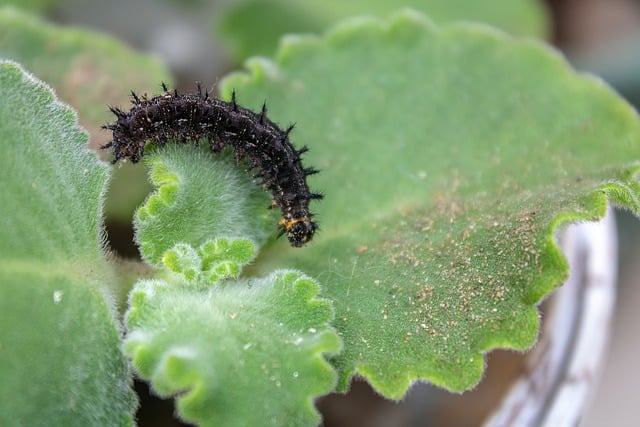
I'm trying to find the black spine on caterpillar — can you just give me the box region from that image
[101,83,323,247]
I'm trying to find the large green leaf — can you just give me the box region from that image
[219,0,548,61]
[0,61,136,426]
[216,11,640,395]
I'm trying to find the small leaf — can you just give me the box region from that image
[198,238,257,282]
[219,11,640,395]
[134,144,276,265]
[124,270,342,427]
[0,61,136,425]
[162,243,202,282]
[161,238,257,284]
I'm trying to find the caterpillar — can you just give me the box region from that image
[101,83,322,247]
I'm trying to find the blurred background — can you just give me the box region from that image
[2,0,639,425]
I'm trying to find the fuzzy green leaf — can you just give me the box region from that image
[134,145,276,265]
[124,268,341,427]
[0,61,136,425]
[162,238,257,284]
[216,11,640,395]
[219,0,548,61]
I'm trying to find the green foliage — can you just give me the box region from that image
[2,3,640,427]
[134,145,275,265]
[220,11,640,395]
[162,239,257,284]
[0,6,169,137]
[128,145,341,424]
[0,6,171,221]
[218,0,548,61]
[125,266,341,427]
[0,61,136,426]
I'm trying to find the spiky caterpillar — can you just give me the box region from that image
[102,83,322,247]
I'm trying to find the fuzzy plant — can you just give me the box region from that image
[1,4,639,427]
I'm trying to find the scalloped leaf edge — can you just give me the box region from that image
[124,269,342,426]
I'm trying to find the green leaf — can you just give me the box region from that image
[0,61,136,425]
[124,268,341,427]
[0,6,171,221]
[219,0,548,61]
[216,11,640,395]
[134,145,276,265]
[0,271,136,426]
[0,63,107,261]
[163,238,257,284]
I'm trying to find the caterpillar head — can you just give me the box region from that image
[280,218,317,247]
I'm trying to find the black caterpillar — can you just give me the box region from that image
[101,83,322,247]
